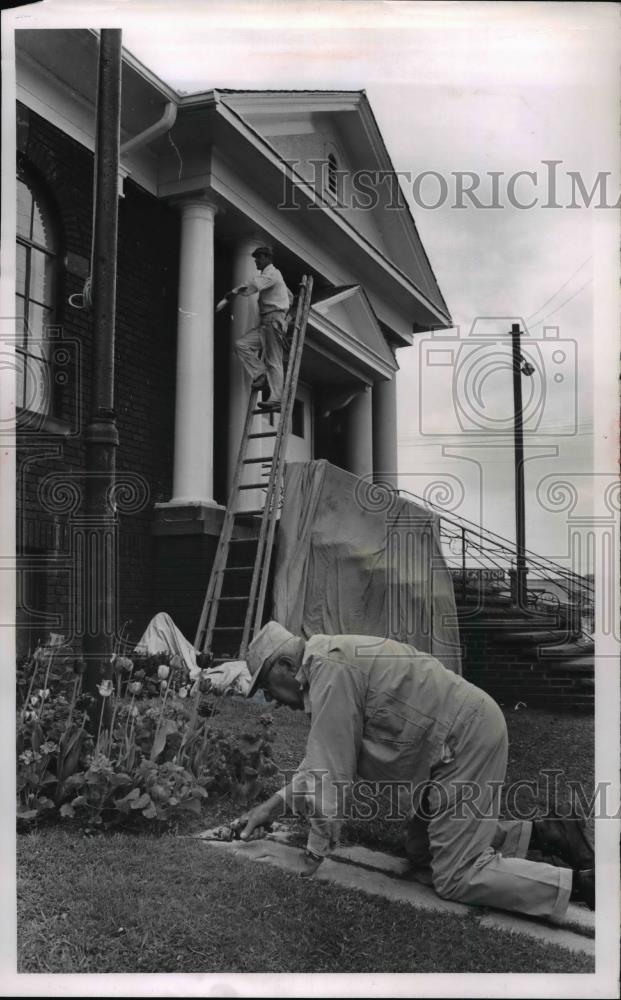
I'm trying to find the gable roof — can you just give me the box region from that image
[213,90,451,326]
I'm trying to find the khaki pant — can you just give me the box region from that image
[406,692,572,923]
[235,311,287,403]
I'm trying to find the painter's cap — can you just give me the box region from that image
[246,621,297,697]
[251,245,273,259]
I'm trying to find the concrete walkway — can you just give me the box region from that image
[195,828,594,957]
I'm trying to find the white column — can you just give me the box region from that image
[171,197,218,504]
[372,376,399,489]
[227,237,262,497]
[345,387,374,479]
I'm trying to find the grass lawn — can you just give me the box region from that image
[16,699,594,974]
[18,828,593,974]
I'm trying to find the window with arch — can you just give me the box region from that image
[16,169,59,414]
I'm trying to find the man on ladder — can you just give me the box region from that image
[217,245,293,413]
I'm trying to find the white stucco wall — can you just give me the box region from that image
[257,115,391,255]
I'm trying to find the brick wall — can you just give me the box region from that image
[16,103,179,652]
[460,632,594,712]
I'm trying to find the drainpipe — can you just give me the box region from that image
[120,101,177,157]
[82,29,123,697]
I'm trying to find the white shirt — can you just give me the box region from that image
[239,263,291,314]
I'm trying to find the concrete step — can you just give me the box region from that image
[538,640,594,659]
[543,653,594,672]
[500,629,578,646]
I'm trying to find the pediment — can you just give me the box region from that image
[308,285,398,382]
[218,90,450,325]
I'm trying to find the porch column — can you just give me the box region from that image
[227,236,262,495]
[345,387,374,479]
[171,196,218,504]
[372,375,399,489]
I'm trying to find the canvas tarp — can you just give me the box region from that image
[272,460,461,674]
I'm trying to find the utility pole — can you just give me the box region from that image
[510,322,533,609]
[82,30,123,695]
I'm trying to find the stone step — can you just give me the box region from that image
[538,640,594,659]
[500,630,578,646]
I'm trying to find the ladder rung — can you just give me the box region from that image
[195,275,313,656]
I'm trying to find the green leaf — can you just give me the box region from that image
[17,809,38,821]
[109,772,132,788]
[150,720,178,762]
[130,793,152,810]
[60,803,75,819]
[57,727,84,784]
[114,787,141,807]
[64,773,86,789]
[141,803,157,820]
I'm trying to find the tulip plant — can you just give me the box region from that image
[16,635,276,832]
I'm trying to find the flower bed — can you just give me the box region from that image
[16,636,276,832]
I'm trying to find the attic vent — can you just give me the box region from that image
[327,153,338,196]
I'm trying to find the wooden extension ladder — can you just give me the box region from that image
[194,274,314,660]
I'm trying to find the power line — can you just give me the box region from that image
[524,256,592,325]
[527,276,593,330]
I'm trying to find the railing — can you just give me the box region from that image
[393,488,594,638]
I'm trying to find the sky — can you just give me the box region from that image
[5,0,620,573]
[1,7,620,993]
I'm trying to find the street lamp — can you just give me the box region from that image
[510,323,534,608]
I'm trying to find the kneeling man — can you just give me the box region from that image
[236,622,594,920]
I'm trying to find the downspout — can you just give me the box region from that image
[82,29,123,698]
[120,101,177,157]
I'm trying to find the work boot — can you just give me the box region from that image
[530,816,594,871]
[257,399,281,412]
[570,868,595,910]
[251,374,268,389]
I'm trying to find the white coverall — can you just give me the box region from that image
[277,634,572,923]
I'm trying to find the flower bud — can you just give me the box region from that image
[97,679,114,698]
[178,685,188,699]
[128,680,143,696]
[157,664,170,681]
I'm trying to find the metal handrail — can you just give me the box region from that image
[395,487,593,593]
[393,487,594,638]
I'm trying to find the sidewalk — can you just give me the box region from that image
[195,826,594,958]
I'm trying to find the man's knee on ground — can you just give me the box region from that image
[431,849,493,901]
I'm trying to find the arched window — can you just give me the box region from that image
[16,171,59,414]
[327,152,339,197]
